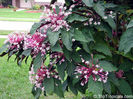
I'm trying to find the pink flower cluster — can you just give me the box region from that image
[40,5,71,31]
[24,32,50,57]
[50,52,65,64]
[75,59,108,86]
[7,32,25,50]
[29,65,60,90]
[115,70,124,78]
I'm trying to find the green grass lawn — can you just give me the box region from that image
[0,30,13,35]
[0,39,83,99]
[0,30,29,35]
[0,8,41,22]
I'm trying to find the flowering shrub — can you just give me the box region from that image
[75,56,109,86]
[0,0,133,98]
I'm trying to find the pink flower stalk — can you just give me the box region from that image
[75,59,108,86]
[29,65,60,90]
[112,30,117,36]
[41,5,71,31]
[50,52,65,64]
[8,32,25,44]
[24,32,50,56]
[7,32,25,49]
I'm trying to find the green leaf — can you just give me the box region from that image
[65,0,73,6]
[109,73,119,86]
[22,49,31,57]
[93,42,112,56]
[47,29,60,47]
[82,28,94,42]
[119,59,133,72]
[50,0,57,4]
[57,62,67,80]
[127,20,133,29]
[33,52,42,72]
[93,2,105,18]
[88,77,103,95]
[67,62,76,76]
[94,54,105,60]
[30,22,41,35]
[126,71,133,85]
[63,47,71,61]
[55,5,60,14]
[67,14,88,23]
[62,80,68,92]
[99,61,117,72]
[118,79,132,95]
[95,22,113,38]
[73,29,88,42]
[105,16,116,30]
[119,28,133,54]
[103,81,111,94]
[61,30,73,51]
[32,85,42,99]
[81,42,90,53]
[71,51,82,63]
[43,78,54,94]
[0,42,10,54]
[82,0,93,7]
[104,3,117,8]
[79,50,91,61]
[51,42,63,53]
[54,79,64,97]
[68,77,78,95]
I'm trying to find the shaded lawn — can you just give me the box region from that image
[0,30,29,35]
[0,39,82,99]
[0,8,41,19]
[0,8,41,22]
[0,30,13,35]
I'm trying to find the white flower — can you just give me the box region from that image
[94,22,97,25]
[84,71,87,74]
[103,16,107,19]
[92,70,98,74]
[35,75,39,80]
[98,22,101,25]
[85,61,90,65]
[99,68,103,72]
[98,78,102,82]
[81,82,84,86]
[84,75,88,79]
[89,18,93,22]
[103,79,107,83]
[95,65,99,68]
[110,11,113,14]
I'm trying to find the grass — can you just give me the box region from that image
[0,8,41,22]
[0,30,13,35]
[0,30,29,35]
[0,39,83,99]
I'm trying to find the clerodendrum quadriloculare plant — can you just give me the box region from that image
[0,0,133,98]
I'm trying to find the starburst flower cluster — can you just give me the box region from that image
[40,5,71,31]
[7,32,25,50]
[24,32,50,57]
[29,65,60,90]
[50,52,65,65]
[75,58,109,86]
